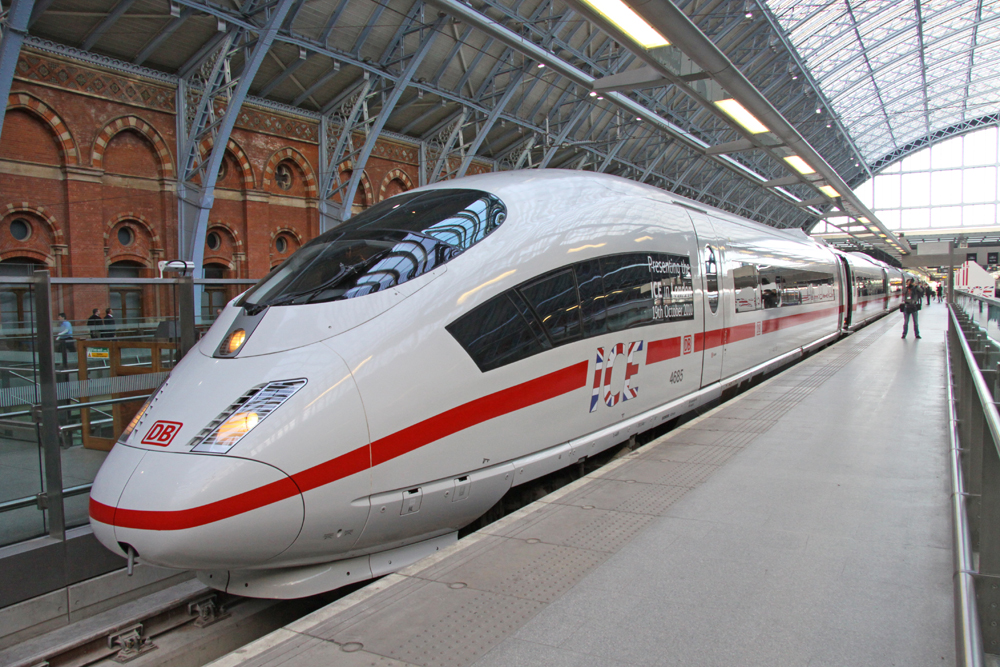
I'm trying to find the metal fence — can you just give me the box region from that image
[0,271,256,609]
[946,290,1000,666]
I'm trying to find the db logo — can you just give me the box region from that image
[681,335,693,355]
[141,420,183,447]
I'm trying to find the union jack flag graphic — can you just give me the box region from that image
[623,340,643,400]
[589,348,605,413]
[603,343,624,407]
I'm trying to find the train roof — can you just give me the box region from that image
[411,170,831,250]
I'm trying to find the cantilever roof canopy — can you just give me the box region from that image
[15,0,988,261]
[764,0,1000,174]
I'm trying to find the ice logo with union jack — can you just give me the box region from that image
[589,340,643,413]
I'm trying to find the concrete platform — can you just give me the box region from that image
[209,304,954,667]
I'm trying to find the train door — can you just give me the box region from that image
[837,255,853,329]
[881,269,889,311]
[691,214,728,387]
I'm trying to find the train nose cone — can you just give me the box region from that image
[90,446,304,571]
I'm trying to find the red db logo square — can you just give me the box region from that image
[681,335,693,355]
[141,421,183,447]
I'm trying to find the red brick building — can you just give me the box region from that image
[0,48,490,324]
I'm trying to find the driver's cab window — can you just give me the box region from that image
[704,245,719,314]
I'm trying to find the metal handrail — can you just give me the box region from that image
[0,392,154,419]
[949,307,1000,462]
[946,313,984,667]
[955,289,1000,309]
[57,394,153,412]
[0,483,92,515]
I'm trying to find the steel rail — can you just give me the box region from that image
[0,483,91,514]
[948,309,1000,449]
[946,306,985,667]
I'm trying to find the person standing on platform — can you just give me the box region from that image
[86,308,102,337]
[55,313,75,367]
[937,283,943,303]
[925,283,932,306]
[902,279,922,339]
[101,307,116,339]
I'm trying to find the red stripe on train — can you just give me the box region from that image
[93,362,590,531]
[93,301,854,531]
[647,304,841,364]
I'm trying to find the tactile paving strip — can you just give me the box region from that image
[315,583,545,667]
[227,313,903,667]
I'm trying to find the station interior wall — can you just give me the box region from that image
[0,47,492,322]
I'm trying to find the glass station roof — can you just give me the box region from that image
[764,0,1000,166]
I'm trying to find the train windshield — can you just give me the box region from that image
[239,189,506,311]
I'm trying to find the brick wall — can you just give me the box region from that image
[0,49,498,322]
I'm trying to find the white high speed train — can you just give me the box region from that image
[89,171,906,598]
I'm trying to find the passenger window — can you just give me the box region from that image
[507,291,552,350]
[759,266,834,307]
[447,251,694,372]
[759,266,780,309]
[575,259,607,337]
[704,246,719,314]
[602,255,654,331]
[445,294,546,372]
[733,264,760,313]
[518,269,582,344]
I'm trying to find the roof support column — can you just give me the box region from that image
[339,16,444,221]
[318,75,374,230]
[456,67,526,178]
[0,0,34,144]
[176,0,293,289]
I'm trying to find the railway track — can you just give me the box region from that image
[0,579,352,667]
[1,319,866,667]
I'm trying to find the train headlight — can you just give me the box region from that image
[222,328,247,355]
[217,412,259,444]
[189,379,306,454]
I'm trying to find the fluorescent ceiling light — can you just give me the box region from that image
[713,99,769,134]
[783,155,816,175]
[578,0,669,48]
[859,216,870,223]
[818,185,840,198]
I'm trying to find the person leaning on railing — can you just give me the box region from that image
[55,313,76,368]
[101,307,116,339]
[86,308,102,338]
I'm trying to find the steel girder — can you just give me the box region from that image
[338,13,445,221]
[19,0,905,233]
[763,0,1000,171]
[176,0,294,278]
[0,0,35,144]
[135,7,196,66]
[423,0,577,184]
[315,8,446,225]
[161,0,811,227]
[81,0,139,52]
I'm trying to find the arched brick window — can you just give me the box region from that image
[0,258,44,331]
[108,260,146,325]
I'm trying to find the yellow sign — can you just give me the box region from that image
[87,347,109,359]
